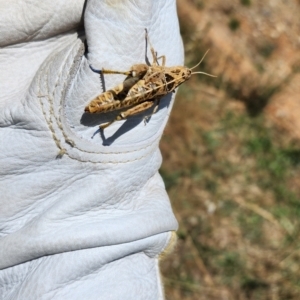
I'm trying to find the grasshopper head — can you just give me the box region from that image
[169,67,192,86]
[181,67,192,81]
[162,67,192,92]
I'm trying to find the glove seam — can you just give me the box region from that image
[37,39,162,161]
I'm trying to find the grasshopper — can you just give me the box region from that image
[85,30,215,129]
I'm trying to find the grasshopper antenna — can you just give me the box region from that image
[190,49,210,70]
[191,71,217,78]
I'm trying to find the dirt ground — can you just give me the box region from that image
[159,1,300,299]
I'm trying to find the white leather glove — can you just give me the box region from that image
[0,1,183,299]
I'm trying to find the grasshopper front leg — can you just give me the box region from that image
[145,29,166,67]
[143,98,161,124]
[100,100,156,129]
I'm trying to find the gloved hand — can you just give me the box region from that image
[0,0,183,299]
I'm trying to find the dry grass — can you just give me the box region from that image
[159,1,300,299]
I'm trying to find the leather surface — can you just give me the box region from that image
[0,0,183,299]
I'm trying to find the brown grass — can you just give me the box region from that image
[159,1,300,299]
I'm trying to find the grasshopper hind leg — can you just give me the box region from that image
[99,101,156,130]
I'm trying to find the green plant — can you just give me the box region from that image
[228,18,240,31]
[240,0,251,6]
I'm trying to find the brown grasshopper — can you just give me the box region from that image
[85,30,215,129]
